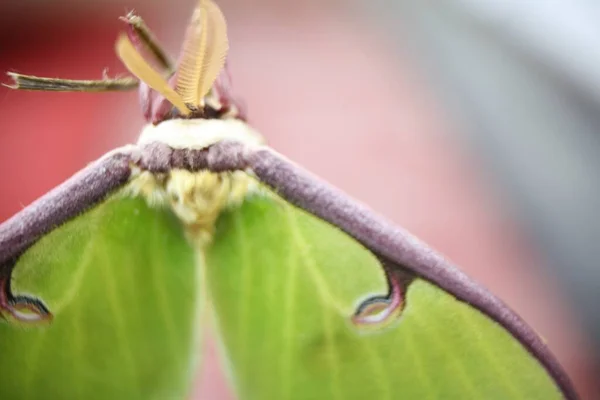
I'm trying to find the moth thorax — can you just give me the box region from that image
[129,119,264,246]
[127,169,256,247]
[136,118,264,150]
[166,170,252,245]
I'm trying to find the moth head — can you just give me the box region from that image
[117,0,243,124]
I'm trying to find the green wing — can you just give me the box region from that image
[0,196,201,400]
[206,194,562,400]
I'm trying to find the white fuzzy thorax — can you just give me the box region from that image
[129,118,266,247]
[137,118,264,149]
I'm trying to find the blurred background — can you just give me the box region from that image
[1,0,598,398]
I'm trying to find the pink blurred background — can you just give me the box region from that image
[0,0,597,398]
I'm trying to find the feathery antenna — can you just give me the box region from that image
[116,34,191,116]
[120,11,175,74]
[176,0,229,109]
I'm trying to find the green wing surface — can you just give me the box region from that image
[0,196,201,400]
[206,195,562,400]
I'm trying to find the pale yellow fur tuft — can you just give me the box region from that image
[124,168,260,247]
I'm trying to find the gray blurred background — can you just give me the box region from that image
[375,0,600,355]
[373,0,600,382]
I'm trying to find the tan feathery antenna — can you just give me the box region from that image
[116,34,191,116]
[176,0,229,109]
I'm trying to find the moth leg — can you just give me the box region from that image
[121,11,175,74]
[0,274,51,323]
[4,72,139,92]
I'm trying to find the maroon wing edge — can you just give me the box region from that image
[0,138,580,399]
[192,140,579,400]
[0,148,138,322]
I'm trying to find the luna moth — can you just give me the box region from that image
[0,0,579,399]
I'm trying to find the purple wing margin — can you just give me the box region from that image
[0,147,137,321]
[228,143,577,400]
[10,139,576,398]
